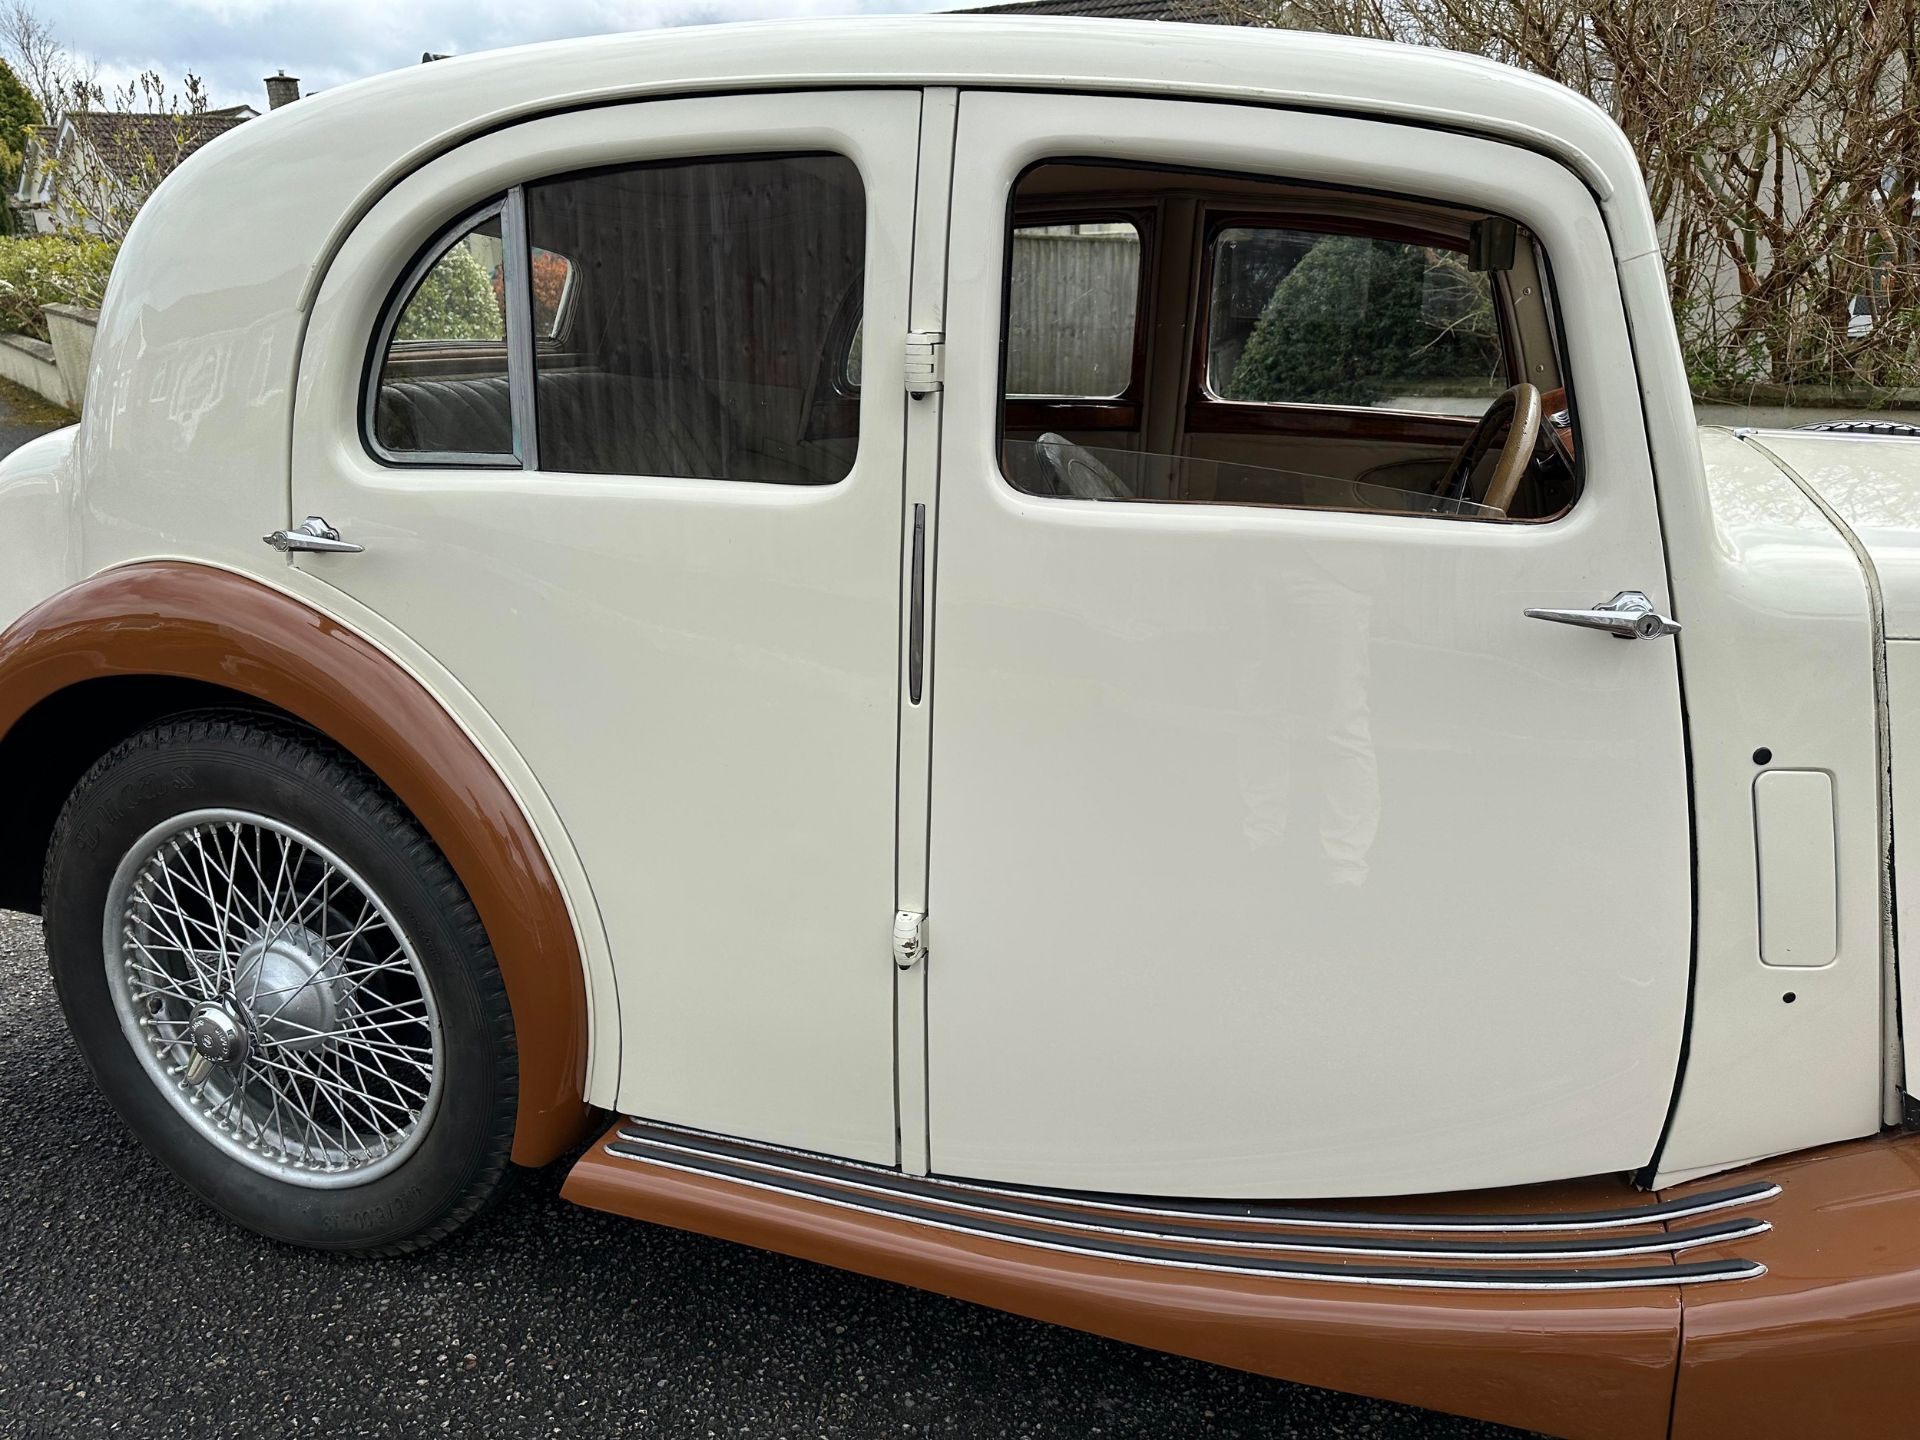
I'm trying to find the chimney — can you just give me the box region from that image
[264,71,300,110]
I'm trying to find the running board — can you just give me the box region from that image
[578,1117,1772,1292]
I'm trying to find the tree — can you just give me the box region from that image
[394,243,505,342]
[47,70,213,242]
[0,1,86,124]
[1216,0,1920,399]
[0,58,41,234]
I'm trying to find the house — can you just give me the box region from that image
[14,104,258,236]
[11,71,304,238]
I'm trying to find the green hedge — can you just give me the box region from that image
[0,235,116,341]
[1227,235,1499,407]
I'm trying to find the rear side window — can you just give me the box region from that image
[365,153,865,484]
[525,153,866,483]
[369,208,515,463]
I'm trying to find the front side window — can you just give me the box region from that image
[996,160,1576,522]
[1206,227,1505,412]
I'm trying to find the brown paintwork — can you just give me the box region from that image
[565,1126,1681,1440]
[566,1120,1920,1436]
[0,561,592,1166]
[1669,1130,1920,1440]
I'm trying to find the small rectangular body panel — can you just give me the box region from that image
[1753,770,1838,968]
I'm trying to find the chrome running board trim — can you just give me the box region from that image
[612,1127,1769,1260]
[617,1117,1780,1233]
[605,1122,1772,1292]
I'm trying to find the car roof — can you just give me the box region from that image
[210,17,1653,271]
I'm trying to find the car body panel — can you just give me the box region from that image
[923,90,1692,1197]
[64,18,1679,1109]
[1647,429,1884,1185]
[293,90,924,1164]
[0,563,594,1163]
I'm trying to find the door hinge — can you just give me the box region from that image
[905,331,944,398]
[892,910,928,969]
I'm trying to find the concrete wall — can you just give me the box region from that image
[43,304,99,413]
[0,333,68,412]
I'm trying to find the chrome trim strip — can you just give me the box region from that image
[362,196,519,472]
[612,1130,1770,1260]
[604,1142,1767,1292]
[501,185,539,472]
[618,1117,1781,1233]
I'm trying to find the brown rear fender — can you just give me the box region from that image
[0,561,592,1166]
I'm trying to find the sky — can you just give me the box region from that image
[39,0,1000,114]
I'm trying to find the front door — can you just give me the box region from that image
[292,92,924,1164]
[921,92,1692,1197]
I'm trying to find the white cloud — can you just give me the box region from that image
[38,0,997,112]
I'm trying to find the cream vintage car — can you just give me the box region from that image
[4,16,1920,1439]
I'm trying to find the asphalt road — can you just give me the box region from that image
[0,384,1526,1438]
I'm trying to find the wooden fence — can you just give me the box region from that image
[1005,231,1141,397]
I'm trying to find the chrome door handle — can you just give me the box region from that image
[1525,590,1679,640]
[263,516,363,554]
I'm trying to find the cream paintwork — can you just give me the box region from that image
[1753,432,1920,640]
[2,16,1910,1194]
[292,92,921,1165]
[45,18,1678,1154]
[1887,643,1920,1100]
[924,92,1690,1197]
[1752,771,1840,968]
[1648,430,1883,1186]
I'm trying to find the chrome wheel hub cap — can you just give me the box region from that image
[183,1001,249,1085]
[104,810,443,1188]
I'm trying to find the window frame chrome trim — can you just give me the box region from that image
[501,185,541,473]
[361,193,526,471]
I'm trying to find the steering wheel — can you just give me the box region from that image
[1437,383,1542,515]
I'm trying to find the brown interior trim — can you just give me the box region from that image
[0,562,593,1166]
[566,1124,1680,1439]
[1183,401,1475,445]
[1003,400,1141,433]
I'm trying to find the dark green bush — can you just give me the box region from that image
[1226,236,1499,407]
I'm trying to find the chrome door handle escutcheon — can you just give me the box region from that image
[1525,590,1679,640]
[263,516,364,554]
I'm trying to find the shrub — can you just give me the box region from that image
[1228,236,1499,407]
[394,242,504,342]
[0,234,115,340]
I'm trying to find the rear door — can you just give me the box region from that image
[292,92,924,1163]
[920,92,1692,1197]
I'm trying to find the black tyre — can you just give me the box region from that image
[43,712,518,1254]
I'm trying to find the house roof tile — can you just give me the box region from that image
[63,110,250,187]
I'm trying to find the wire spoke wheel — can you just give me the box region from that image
[103,809,444,1188]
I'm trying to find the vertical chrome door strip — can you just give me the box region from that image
[908,503,928,704]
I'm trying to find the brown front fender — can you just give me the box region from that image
[0,561,592,1165]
